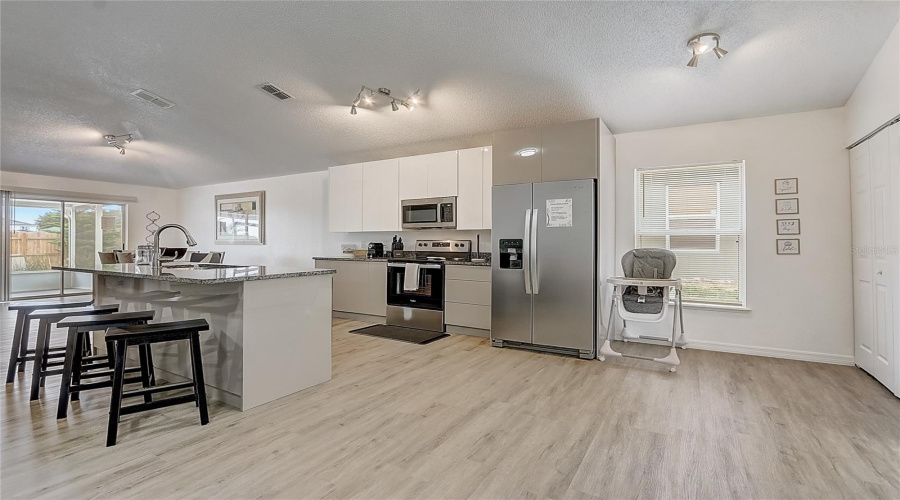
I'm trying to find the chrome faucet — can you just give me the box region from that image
[152,223,198,270]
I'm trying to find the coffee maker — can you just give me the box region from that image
[367,242,384,259]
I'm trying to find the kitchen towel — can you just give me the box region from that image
[403,263,420,291]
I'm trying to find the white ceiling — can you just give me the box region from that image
[1,1,897,188]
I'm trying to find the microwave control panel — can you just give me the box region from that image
[440,202,454,222]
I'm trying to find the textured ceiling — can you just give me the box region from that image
[1,1,897,188]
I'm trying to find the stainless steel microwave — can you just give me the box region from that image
[401,196,457,229]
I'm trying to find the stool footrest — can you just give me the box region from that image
[79,366,141,379]
[120,394,196,415]
[72,377,143,392]
[123,381,194,399]
[25,346,67,354]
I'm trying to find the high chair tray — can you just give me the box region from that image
[607,277,682,289]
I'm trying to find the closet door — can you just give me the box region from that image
[851,141,876,377]
[852,127,898,393]
[870,128,896,391]
[891,123,900,395]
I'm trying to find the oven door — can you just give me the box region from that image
[386,263,444,310]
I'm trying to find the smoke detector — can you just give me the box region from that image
[130,89,175,108]
[258,83,293,101]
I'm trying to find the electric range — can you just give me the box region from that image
[386,240,471,331]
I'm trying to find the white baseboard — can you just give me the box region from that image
[686,340,855,366]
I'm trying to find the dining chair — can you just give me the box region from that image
[98,252,118,264]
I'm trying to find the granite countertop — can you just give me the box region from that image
[53,263,335,284]
[313,256,491,267]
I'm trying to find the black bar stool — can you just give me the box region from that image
[28,304,120,400]
[56,311,157,419]
[105,319,210,447]
[6,297,94,384]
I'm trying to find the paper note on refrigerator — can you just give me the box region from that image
[546,199,573,227]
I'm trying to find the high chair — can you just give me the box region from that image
[599,248,686,372]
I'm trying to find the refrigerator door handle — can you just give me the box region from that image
[531,208,539,294]
[523,209,532,294]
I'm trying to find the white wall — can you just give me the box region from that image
[614,108,854,363]
[845,22,900,146]
[176,171,333,268]
[0,170,181,247]
[175,168,492,269]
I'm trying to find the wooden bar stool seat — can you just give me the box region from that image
[6,297,94,384]
[28,304,120,401]
[56,311,157,419]
[105,319,210,446]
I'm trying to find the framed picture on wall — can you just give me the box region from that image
[776,239,800,255]
[775,198,799,215]
[775,178,799,195]
[215,191,266,244]
[776,219,801,235]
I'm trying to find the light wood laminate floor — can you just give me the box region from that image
[2,308,899,499]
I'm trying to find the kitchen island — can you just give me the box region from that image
[53,263,336,411]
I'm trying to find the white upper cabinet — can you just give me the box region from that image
[426,151,458,197]
[457,147,493,230]
[330,147,488,232]
[328,163,363,232]
[362,159,400,231]
[457,147,484,230]
[399,155,429,200]
[482,146,492,229]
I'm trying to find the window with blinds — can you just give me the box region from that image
[635,162,745,306]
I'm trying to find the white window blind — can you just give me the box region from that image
[635,162,745,306]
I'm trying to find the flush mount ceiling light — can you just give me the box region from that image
[350,85,420,115]
[686,32,728,67]
[104,134,132,155]
[517,148,538,157]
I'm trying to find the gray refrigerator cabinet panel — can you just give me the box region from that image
[491,118,599,186]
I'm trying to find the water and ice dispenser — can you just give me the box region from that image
[499,239,523,269]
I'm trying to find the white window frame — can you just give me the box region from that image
[634,161,747,309]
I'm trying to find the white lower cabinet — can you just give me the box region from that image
[445,266,491,331]
[315,260,387,317]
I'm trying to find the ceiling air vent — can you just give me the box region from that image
[130,89,175,108]
[258,83,293,101]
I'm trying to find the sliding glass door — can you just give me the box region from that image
[5,194,126,300]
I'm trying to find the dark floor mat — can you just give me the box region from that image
[349,324,449,345]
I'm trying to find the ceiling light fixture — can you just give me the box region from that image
[686,32,727,67]
[349,85,420,115]
[517,148,538,157]
[104,134,133,155]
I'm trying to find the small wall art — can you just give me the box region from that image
[776,219,801,235]
[775,178,798,195]
[776,238,800,255]
[775,198,799,215]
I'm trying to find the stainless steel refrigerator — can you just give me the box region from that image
[491,179,596,359]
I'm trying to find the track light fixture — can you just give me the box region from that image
[686,32,727,67]
[349,85,420,115]
[104,134,133,155]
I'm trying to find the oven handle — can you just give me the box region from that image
[387,263,442,269]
